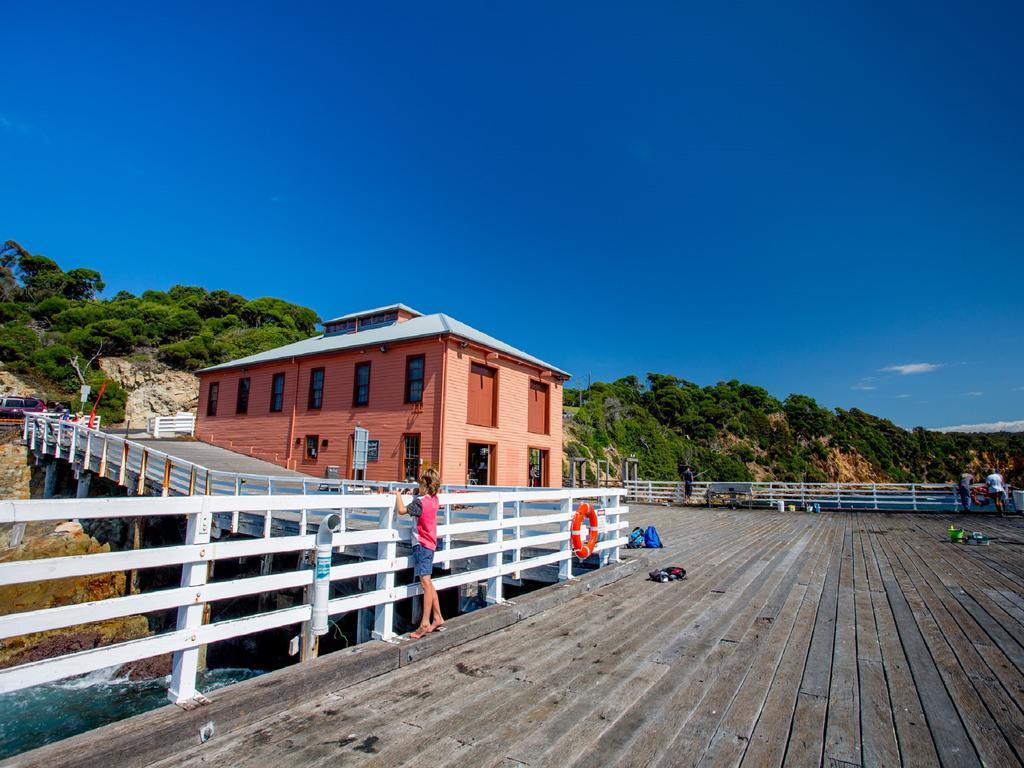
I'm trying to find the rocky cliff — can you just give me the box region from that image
[99,356,199,427]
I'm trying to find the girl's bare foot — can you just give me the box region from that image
[429,618,445,632]
[410,624,433,639]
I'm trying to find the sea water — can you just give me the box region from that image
[0,666,262,759]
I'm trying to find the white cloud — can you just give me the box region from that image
[851,382,877,391]
[935,420,1024,433]
[964,391,984,397]
[895,394,911,399]
[881,363,942,375]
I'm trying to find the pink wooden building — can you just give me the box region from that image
[194,304,567,487]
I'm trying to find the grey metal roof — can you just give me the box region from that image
[198,313,570,376]
[323,303,423,325]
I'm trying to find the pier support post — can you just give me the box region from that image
[76,470,92,499]
[485,500,503,604]
[558,497,573,581]
[373,504,397,642]
[43,460,58,499]
[168,501,213,705]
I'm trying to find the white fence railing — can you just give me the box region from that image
[624,479,985,512]
[0,488,627,704]
[147,412,196,439]
[24,415,543,501]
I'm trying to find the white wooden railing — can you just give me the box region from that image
[147,412,196,438]
[24,415,540,501]
[0,488,627,704]
[624,479,970,512]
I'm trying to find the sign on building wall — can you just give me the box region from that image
[353,427,369,470]
[367,439,380,462]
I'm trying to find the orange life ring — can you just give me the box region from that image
[571,503,600,559]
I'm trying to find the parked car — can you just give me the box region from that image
[0,396,48,418]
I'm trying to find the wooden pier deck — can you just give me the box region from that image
[16,505,1024,768]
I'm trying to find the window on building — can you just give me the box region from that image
[308,368,325,409]
[270,372,285,412]
[467,363,497,427]
[528,448,549,487]
[236,377,250,414]
[324,319,357,336]
[403,434,421,481]
[357,311,398,331]
[353,362,371,406]
[206,382,219,416]
[305,434,319,460]
[405,355,425,403]
[528,380,550,435]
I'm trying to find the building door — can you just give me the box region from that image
[402,434,421,481]
[468,443,493,486]
[528,448,548,487]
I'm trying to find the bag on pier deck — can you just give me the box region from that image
[627,527,646,549]
[643,526,663,549]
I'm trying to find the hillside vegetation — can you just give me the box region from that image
[0,240,319,423]
[566,375,1024,485]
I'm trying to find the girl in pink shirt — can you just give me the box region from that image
[394,467,444,638]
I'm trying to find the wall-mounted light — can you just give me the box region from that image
[459,341,468,349]
[294,438,301,446]
[379,344,388,353]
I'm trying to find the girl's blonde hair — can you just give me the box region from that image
[419,467,441,497]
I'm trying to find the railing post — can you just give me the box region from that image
[168,500,212,705]
[486,499,503,604]
[373,501,397,642]
[872,483,879,510]
[835,483,841,510]
[911,483,918,511]
[559,496,573,581]
[511,498,522,579]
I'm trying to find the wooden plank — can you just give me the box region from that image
[863,530,939,768]
[781,516,846,767]
[853,523,900,768]
[696,520,837,768]
[873,533,983,768]
[823,527,862,766]
[739,521,841,768]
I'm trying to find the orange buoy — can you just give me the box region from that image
[570,503,600,559]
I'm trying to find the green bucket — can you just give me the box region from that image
[948,526,965,543]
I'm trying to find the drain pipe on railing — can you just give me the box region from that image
[312,514,343,636]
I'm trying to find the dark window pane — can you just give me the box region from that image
[270,373,285,412]
[353,362,370,406]
[308,368,325,409]
[305,434,319,460]
[207,382,219,416]
[236,378,250,414]
[403,434,421,480]
[405,355,425,403]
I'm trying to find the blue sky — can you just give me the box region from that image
[2,2,1022,431]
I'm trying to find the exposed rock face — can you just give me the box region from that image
[100,356,199,427]
[816,447,887,483]
[0,367,46,399]
[0,436,31,502]
[0,523,151,670]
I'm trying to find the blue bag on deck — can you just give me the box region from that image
[643,526,663,548]
[627,527,646,549]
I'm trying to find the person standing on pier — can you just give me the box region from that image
[394,468,444,638]
[682,466,695,502]
[958,471,974,512]
[986,468,1008,514]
